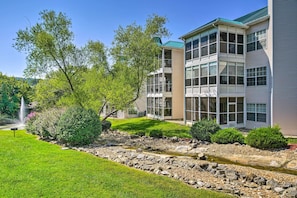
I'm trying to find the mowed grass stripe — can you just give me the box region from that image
[0,130,232,198]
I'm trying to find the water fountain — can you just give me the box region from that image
[19,96,26,125]
[0,97,27,130]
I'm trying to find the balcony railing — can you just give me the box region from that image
[164,59,172,68]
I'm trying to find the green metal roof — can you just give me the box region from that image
[235,7,268,24]
[162,41,184,49]
[179,6,268,40]
[179,18,247,40]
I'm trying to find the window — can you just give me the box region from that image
[209,62,217,84]
[186,32,218,60]
[209,97,216,112]
[193,39,199,59]
[219,97,244,124]
[228,62,236,84]
[237,34,244,54]
[220,32,244,55]
[237,63,244,85]
[186,62,217,87]
[185,42,192,60]
[185,67,192,87]
[164,49,172,67]
[186,97,192,120]
[247,29,266,52]
[164,98,172,116]
[220,32,227,53]
[193,66,199,86]
[219,61,227,84]
[247,67,267,86]
[229,33,236,54]
[201,36,208,56]
[247,103,266,122]
[220,61,245,85]
[247,68,256,86]
[209,32,217,54]
[257,67,267,85]
[200,64,208,85]
[219,98,227,124]
[256,30,266,49]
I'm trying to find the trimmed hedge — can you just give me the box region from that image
[245,126,287,150]
[190,119,221,142]
[211,128,245,144]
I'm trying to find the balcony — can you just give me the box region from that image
[164,59,172,68]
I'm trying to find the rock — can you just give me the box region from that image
[254,176,267,186]
[188,180,196,185]
[197,181,205,187]
[136,154,145,160]
[267,179,279,188]
[286,160,297,171]
[191,143,198,149]
[175,145,191,152]
[170,136,179,143]
[281,187,297,198]
[246,173,256,182]
[160,170,170,176]
[199,163,209,170]
[136,148,143,153]
[274,187,285,194]
[225,170,239,181]
[197,153,207,160]
[270,160,282,167]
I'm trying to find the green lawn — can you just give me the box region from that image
[110,117,191,138]
[0,130,232,198]
[288,138,297,144]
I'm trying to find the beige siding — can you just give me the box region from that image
[172,48,184,119]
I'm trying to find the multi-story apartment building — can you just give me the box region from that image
[180,0,297,136]
[146,39,184,120]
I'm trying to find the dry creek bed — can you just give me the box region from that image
[56,130,297,198]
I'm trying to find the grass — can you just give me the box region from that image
[109,117,191,138]
[288,138,297,144]
[0,130,232,198]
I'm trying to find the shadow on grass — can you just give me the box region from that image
[113,119,161,132]
[112,118,191,138]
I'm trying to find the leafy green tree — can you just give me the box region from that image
[0,73,33,119]
[80,15,170,120]
[100,15,170,119]
[0,83,19,117]
[13,10,85,107]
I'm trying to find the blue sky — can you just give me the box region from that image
[0,0,267,77]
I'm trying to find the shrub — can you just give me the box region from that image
[190,119,221,142]
[149,130,163,138]
[245,126,287,150]
[57,106,101,146]
[26,109,65,139]
[25,112,39,135]
[102,120,112,132]
[211,128,245,144]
